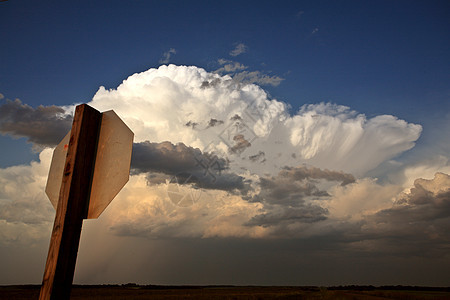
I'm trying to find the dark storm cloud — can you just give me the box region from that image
[294,172,450,258]
[254,176,329,205]
[250,166,355,205]
[246,170,450,254]
[244,166,355,228]
[132,141,208,174]
[0,99,73,147]
[131,141,250,194]
[357,172,450,257]
[279,166,356,186]
[245,205,328,227]
[374,172,450,226]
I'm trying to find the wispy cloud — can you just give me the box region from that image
[232,70,284,87]
[159,48,177,64]
[311,27,319,35]
[215,59,284,86]
[216,59,247,73]
[229,43,248,57]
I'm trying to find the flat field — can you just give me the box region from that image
[1,285,449,299]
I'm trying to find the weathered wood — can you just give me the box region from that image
[39,104,101,300]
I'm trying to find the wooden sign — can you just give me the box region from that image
[39,104,133,300]
[46,110,134,218]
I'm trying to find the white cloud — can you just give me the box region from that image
[106,175,266,239]
[328,178,401,221]
[0,149,54,246]
[82,65,421,177]
[401,156,450,188]
[229,43,247,57]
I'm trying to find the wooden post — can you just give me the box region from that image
[39,104,101,300]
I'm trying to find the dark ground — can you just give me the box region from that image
[1,285,449,299]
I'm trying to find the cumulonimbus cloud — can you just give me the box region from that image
[0,65,422,178]
[82,64,421,177]
[1,65,449,286]
[0,64,423,189]
[0,64,448,271]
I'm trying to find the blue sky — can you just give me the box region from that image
[1,0,450,286]
[1,1,449,166]
[2,1,448,113]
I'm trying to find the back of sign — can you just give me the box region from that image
[88,110,134,218]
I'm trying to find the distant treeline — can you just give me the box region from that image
[328,285,450,292]
[81,284,450,292]
[3,284,449,292]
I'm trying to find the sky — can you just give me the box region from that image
[1,0,450,286]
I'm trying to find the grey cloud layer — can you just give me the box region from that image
[319,172,450,258]
[279,166,356,186]
[0,99,249,194]
[132,141,250,194]
[251,166,355,206]
[246,166,355,228]
[365,172,450,256]
[0,99,72,147]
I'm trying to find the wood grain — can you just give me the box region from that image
[39,104,101,300]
